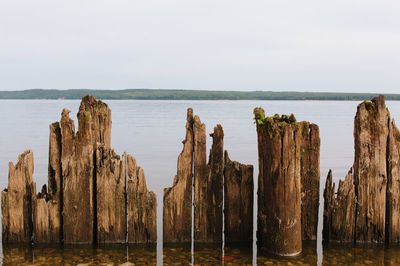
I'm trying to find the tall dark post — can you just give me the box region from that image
[255,109,305,256]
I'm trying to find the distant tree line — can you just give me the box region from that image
[0,89,399,100]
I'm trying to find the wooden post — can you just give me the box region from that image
[387,119,400,243]
[2,150,34,243]
[323,169,356,242]
[323,95,400,243]
[224,151,253,243]
[299,123,320,241]
[127,154,157,243]
[96,146,126,243]
[255,109,302,256]
[163,108,194,243]
[62,95,111,244]
[194,118,224,243]
[33,122,62,243]
[353,95,388,243]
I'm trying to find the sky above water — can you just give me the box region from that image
[1,1,400,93]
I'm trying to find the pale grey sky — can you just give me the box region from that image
[1,0,400,93]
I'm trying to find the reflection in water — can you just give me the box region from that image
[322,243,400,265]
[257,241,317,265]
[2,244,156,265]
[4,241,400,265]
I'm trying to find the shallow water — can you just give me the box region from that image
[3,242,400,265]
[1,99,400,265]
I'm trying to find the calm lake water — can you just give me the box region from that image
[1,99,400,265]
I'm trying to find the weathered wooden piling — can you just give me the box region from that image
[255,109,302,256]
[1,150,35,243]
[323,95,400,244]
[32,122,62,243]
[163,108,194,243]
[48,122,63,204]
[127,154,157,243]
[387,119,400,243]
[61,112,89,242]
[2,95,158,245]
[323,169,356,242]
[61,95,113,244]
[299,123,320,241]
[33,184,60,243]
[96,145,126,244]
[354,95,388,243]
[224,151,253,243]
[194,118,224,243]
[163,109,253,244]
[193,115,208,243]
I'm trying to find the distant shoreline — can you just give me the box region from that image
[1,89,399,101]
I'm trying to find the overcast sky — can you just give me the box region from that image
[1,1,400,93]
